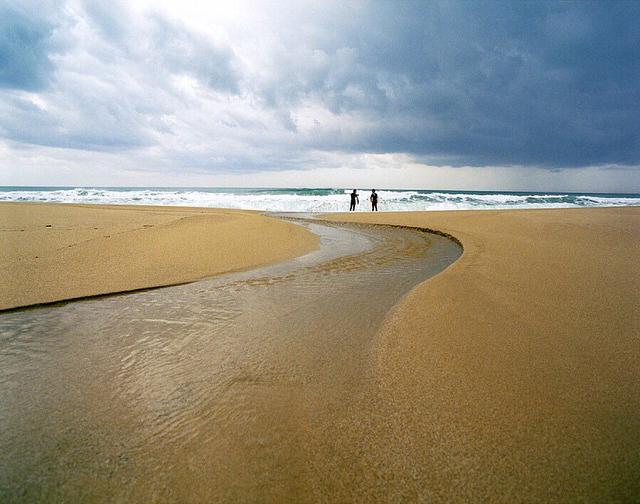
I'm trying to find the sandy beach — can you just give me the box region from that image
[0,202,318,310]
[1,203,639,501]
[324,206,640,502]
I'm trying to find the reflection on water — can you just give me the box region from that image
[0,218,461,503]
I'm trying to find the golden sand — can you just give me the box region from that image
[324,207,640,502]
[1,202,638,501]
[0,202,318,310]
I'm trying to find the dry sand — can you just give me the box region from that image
[324,207,640,502]
[0,202,318,310]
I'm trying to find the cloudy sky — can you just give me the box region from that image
[1,0,639,191]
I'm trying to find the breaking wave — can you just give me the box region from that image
[1,187,639,212]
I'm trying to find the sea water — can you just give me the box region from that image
[1,186,639,212]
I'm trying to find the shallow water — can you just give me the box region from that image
[0,217,461,503]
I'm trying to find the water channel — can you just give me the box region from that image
[0,216,462,503]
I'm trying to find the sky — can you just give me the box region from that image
[1,0,639,192]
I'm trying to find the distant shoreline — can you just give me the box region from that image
[1,186,638,213]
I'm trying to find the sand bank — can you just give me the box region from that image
[324,207,640,502]
[0,202,318,310]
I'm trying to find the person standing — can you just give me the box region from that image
[349,189,359,211]
[370,189,378,211]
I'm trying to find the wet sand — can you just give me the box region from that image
[0,217,461,503]
[324,207,640,502]
[0,202,318,310]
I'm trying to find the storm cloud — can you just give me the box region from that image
[1,0,639,188]
[0,1,61,90]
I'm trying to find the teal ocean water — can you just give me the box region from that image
[1,186,639,212]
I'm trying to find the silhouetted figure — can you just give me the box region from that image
[370,189,378,211]
[349,190,359,211]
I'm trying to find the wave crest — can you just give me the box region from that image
[1,187,639,212]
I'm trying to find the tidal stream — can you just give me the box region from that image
[0,217,461,503]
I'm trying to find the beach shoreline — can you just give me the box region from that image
[0,202,319,311]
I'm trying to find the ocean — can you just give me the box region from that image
[1,186,639,212]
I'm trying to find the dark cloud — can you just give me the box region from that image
[0,90,153,151]
[273,1,640,168]
[0,1,59,91]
